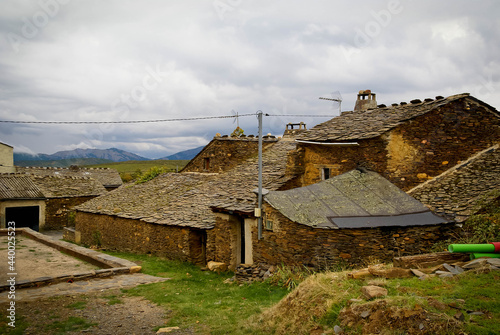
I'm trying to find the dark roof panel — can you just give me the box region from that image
[328,211,447,229]
[265,169,446,229]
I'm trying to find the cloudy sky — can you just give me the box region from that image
[0,0,499,159]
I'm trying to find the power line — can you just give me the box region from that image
[0,113,333,124]
[0,114,256,124]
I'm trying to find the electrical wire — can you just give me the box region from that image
[0,113,333,124]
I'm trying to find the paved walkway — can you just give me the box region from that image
[0,273,171,303]
[0,230,171,303]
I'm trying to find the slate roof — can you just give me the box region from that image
[16,166,122,188]
[76,138,298,229]
[0,174,45,199]
[264,169,447,229]
[409,144,500,222]
[0,173,107,200]
[31,175,107,198]
[298,93,499,142]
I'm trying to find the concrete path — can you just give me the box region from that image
[0,273,171,303]
[0,229,171,303]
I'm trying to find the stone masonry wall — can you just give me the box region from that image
[207,213,238,270]
[182,137,277,174]
[45,196,96,230]
[75,211,196,262]
[299,100,500,191]
[251,204,457,269]
[409,145,500,222]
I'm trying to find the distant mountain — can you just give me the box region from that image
[158,146,204,160]
[15,158,114,168]
[14,148,149,163]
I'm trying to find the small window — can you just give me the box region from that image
[204,158,210,170]
[322,168,330,180]
[265,219,273,231]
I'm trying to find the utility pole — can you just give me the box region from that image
[257,110,263,240]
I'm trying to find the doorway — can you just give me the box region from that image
[5,206,40,231]
[189,229,207,265]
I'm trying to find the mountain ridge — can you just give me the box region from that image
[14,147,149,163]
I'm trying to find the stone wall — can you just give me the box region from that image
[298,100,500,191]
[409,145,500,222]
[249,204,457,269]
[45,196,96,230]
[182,136,277,174]
[207,213,238,269]
[75,211,204,264]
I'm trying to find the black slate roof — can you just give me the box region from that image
[0,174,105,199]
[297,93,498,142]
[76,138,298,229]
[16,166,123,188]
[264,169,447,229]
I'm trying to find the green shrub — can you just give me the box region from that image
[135,166,168,184]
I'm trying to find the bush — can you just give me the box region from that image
[135,166,168,184]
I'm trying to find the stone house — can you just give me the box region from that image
[293,92,500,191]
[0,174,106,231]
[74,91,499,270]
[0,174,46,230]
[181,133,279,174]
[74,137,299,265]
[211,169,454,269]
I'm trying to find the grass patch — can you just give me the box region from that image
[0,315,29,335]
[45,316,96,334]
[84,160,189,182]
[65,301,87,310]
[103,295,123,305]
[105,251,288,334]
[254,268,500,334]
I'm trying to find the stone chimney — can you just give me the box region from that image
[354,90,377,112]
[283,122,307,137]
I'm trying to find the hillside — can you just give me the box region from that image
[158,146,204,160]
[14,148,149,163]
[15,157,113,167]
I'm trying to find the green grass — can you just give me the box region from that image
[84,159,189,174]
[65,301,87,310]
[44,316,96,334]
[84,159,189,182]
[103,295,123,305]
[105,251,289,334]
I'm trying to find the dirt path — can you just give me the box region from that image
[0,236,99,283]
[2,288,185,334]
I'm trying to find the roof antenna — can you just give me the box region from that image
[319,91,342,114]
[231,109,239,128]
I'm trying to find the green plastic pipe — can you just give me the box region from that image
[470,253,500,260]
[448,244,495,253]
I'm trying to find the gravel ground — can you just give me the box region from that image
[4,288,198,335]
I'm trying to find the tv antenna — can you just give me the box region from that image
[231,109,239,128]
[319,91,342,114]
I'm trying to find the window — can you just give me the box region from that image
[322,167,330,180]
[265,219,273,230]
[204,157,210,170]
